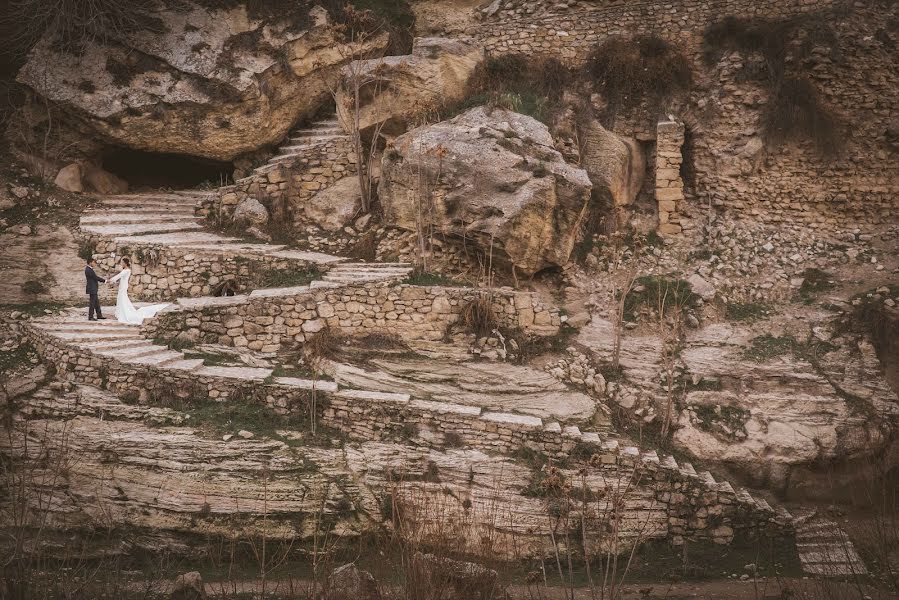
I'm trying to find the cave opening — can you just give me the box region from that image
[101,147,234,190]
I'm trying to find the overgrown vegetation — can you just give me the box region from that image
[702,13,845,156]
[584,34,692,122]
[445,53,577,124]
[723,301,771,322]
[253,265,321,289]
[742,334,800,362]
[623,275,699,322]
[799,267,836,298]
[457,294,500,337]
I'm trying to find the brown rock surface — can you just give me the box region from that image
[379,107,593,274]
[16,2,386,162]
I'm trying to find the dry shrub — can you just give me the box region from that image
[584,35,692,117]
[2,0,164,56]
[764,77,842,156]
[304,327,342,366]
[702,13,845,156]
[446,53,577,124]
[458,294,500,337]
[348,228,378,261]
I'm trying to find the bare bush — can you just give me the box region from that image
[584,35,692,123]
[2,0,164,56]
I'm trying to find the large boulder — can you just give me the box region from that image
[581,120,644,207]
[15,2,387,162]
[232,197,269,228]
[336,37,483,135]
[379,106,593,274]
[303,176,362,231]
[327,563,381,600]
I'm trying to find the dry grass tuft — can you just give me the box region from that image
[584,35,692,118]
[458,294,500,337]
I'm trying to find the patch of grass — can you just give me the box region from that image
[799,267,836,298]
[458,294,500,337]
[742,334,800,362]
[724,301,771,322]
[692,404,750,437]
[182,350,236,367]
[180,396,311,440]
[253,265,321,289]
[403,269,466,287]
[585,34,692,119]
[0,343,35,375]
[0,301,69,316]
[623,275,699,321]
[20,280,47,296]
[154,336,195,352]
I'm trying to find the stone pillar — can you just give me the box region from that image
[655,118,685,235]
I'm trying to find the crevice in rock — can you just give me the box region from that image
[101,146,233,189]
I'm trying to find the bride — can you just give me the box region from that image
[106,257,170,325]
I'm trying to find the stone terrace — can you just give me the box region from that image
[141,279,561,351]
[81,190,410,301]
[25,307,793,549]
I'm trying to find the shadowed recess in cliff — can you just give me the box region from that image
[101,147,233,189]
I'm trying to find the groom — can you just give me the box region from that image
[85,258,106,321]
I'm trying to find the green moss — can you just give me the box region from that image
[254,265,321,289]
[692,404,750,437]
[742,334,799,362]
[724,301,771,322]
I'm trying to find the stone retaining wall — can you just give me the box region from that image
[89,236,312,301]
[142,281,562,350]
[209,137,357,226]
[467,0,897,231]
[26,321,788,547]
[655,119,686,235]
[471,0,834,63]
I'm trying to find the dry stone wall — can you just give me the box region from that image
[471,0,835,64]
[24,321,789,548]
[143,281,562,350]
[89,237,312,301]
[655,119,686,235]
[465,0,897,231]
[211,137,357,225]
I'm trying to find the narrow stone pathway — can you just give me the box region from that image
[793,510,869,577]
[240,116,349,183]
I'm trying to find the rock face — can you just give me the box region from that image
[16,2,386,162]
[54,164,84,193]
[581,120,644,207]
[336,38,484,135]
[379,107,593,274]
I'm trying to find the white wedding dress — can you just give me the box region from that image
[107,268,170,325]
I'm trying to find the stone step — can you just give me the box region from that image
[641,450,660,463]
[82,222,204,236]
[581,431,601,444]
[80,213,202,225]
[176,242,286,255]
[249,285,311,299]
[266,249,345,264]
[601,439,619,452]
[93,344,171,360]
[327,266,412,274]
[659,455,678,470]
[194,365,273,381]
[800,562,867,576]
[36,322,137,333]
[796,523,841,540]
[335,389,411,404]
[679,461,697,477]
[176,295,250,309]
[273,377,339,392]
[562,425,581,438]
[80,338,151,351]
[620,446,640,458]
[753,496,774,512]
[99,197,199,208]
[797,544,865,564]
[158,358,206,371]
[698,470,717,486]
[333,262,413,268]
[111,232,240,246]
[289,127,344,137]
[50,331,140,342]
[322,275,407,284]
[122,349,185,366]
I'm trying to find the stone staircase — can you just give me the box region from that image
[239,116,350,183]
[793,511,869,577]
[322,262,414,284]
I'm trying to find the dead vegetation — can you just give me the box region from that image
[457,294,500,337]
[702,13,846,156]
[584,35,692,123]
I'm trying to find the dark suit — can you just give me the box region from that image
[85,265,105,319]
